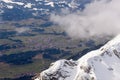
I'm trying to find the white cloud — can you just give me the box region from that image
[50,0,120,39]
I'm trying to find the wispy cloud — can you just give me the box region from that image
[51,0,120,39]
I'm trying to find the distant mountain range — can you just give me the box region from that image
[35,35,120,80]
[0,0,91,21]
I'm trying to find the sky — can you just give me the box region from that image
[50,0,120,39]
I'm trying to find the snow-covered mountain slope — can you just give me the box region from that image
[35,35,120,80]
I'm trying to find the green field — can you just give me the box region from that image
[0,19,112,79]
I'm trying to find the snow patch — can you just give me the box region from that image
[2,0,24,5]
[24,3,33,8]
[45,2,54,7]
[7,5,13,9]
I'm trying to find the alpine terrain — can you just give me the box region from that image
[35,35,120,80]
[0,0,91,21]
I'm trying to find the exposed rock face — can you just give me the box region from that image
[35,35,120,80]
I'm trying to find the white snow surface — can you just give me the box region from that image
[45,2,54,7]
[35,35,120,80]
[24,3,33,8]
[2,0,24,5]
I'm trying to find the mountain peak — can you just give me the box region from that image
[35,35,120,80]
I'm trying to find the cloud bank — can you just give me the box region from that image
[51,0,120,38]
